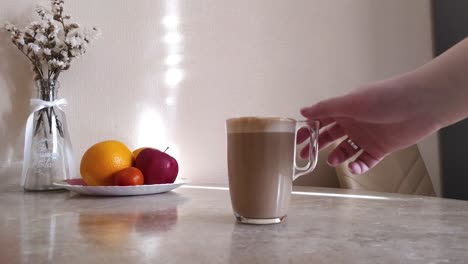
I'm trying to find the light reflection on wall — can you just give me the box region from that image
[162,14,183,89]
[165,54,182,66]
[162,15,179,27]
[164,32,182,44]
[136,7,182,151]
[137,107,167,149]
[165,96,176,106]
[161,0,183,161]
[165,68,183,86]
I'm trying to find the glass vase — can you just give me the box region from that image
[22,80,71,191]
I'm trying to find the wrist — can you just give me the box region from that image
[406,38,468,129]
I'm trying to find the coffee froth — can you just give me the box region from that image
[226,117,295,134]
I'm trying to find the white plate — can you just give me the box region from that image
[53,178,187,196]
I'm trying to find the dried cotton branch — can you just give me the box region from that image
[2,0,100,81]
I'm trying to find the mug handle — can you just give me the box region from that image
[293,120,319,181]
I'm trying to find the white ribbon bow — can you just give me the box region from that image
[21,98,77,187]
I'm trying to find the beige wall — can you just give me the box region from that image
[0,1,438,190]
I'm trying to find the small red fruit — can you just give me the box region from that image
[113,167,144,186]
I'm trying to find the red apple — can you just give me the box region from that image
[135,148,179,184]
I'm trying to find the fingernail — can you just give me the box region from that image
[348,162,359,174]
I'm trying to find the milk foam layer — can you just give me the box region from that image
[226,117,295,133]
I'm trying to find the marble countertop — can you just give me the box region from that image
[1,178,468,263]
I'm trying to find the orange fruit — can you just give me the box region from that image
[79,212,139,247]
[113,167,144,186]
[132,147,147,160]
[80,140,133,186]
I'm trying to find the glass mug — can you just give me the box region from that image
[226,117,319,224]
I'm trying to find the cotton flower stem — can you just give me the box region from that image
[33,107,65,150]
[33,110,43,136]
[18,48,43,78]
[46,107,53,134]
[48,67,53,79]
[51,107,64,137]
[43,119,49,149]
[56,9,69,81]
[53,71,60,81]
[30,31,44,77]
[58,9,68,36]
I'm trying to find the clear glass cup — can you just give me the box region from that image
[226,117,319,224]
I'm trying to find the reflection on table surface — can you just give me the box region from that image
[1,184,468,263]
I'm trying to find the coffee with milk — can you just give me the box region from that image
[226,117,318,224]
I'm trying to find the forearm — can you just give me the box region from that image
[408,38,468,128]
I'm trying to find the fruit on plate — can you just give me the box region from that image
[80,140,133,186]
[113,167,144,186]
[135,148,179,184]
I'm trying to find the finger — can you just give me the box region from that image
[301,96,353,118]
[348,152,383,174]
[296,127,309,144]
[298,118,335,145]
[300,144,310,159]
[318,124,346,150]
[300,123,345,158]
[327,138,361,166]
[317,117,335,128]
